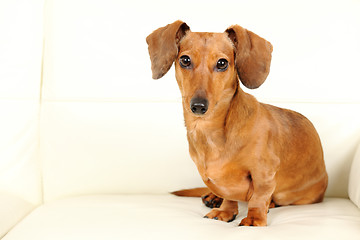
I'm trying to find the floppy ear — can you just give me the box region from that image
[225,25,273,89]
[146,20,190,79]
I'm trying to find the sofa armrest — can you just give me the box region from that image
[0,193,35,238]
[349,142,360,208]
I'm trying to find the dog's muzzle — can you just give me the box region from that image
[190,97,209,115]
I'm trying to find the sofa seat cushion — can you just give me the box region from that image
[3,195,360,240]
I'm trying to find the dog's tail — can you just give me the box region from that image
[171,187,209,197]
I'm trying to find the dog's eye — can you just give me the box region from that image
[179,55,192,68]
[216,58,228,71]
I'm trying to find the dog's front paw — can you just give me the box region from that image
[239,216,267,226]
[204,209,237,222]
[239,207,267,226]
[201,193,223,208]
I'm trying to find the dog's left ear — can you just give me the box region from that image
[146,20,190,79]
[225,25,273,89]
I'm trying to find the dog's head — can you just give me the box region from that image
[146,20,272,116]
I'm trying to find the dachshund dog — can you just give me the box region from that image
[146,20,328,226]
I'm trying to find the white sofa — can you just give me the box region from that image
[1,0,360,239]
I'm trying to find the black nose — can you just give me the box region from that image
[190,97,209,115]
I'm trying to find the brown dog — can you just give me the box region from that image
[146,20,328,226]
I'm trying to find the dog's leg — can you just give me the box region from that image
[204,199,238,222]
[239,172,276,226]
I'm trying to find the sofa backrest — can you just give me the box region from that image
[40,99,360,202]
[1,0,360,205]
[39,0,360,202]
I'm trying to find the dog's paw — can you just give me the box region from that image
[204,209,237,222]
[239,216,267,226]
[201,193,223,208]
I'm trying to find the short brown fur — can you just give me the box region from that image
[146,20,328,226]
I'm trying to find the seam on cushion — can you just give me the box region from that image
[37,0,47,205]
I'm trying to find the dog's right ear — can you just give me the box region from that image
[146,20,190,79]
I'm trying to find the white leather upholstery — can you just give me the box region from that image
[40,101,203,201]
[4,195,360,240]
[1,0,360,239]
[349,143,360,208]
[0,0,44,237]
[0,194,34,239]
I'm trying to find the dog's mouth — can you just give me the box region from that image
[190,97,209,116]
